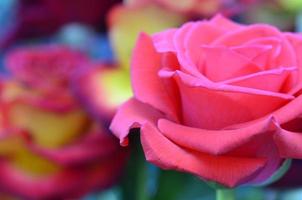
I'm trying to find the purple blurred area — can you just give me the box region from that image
[1,0,121,49]
[272,160,302,189]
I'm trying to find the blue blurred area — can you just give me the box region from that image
[84,187,121,200]
[0,0,17,72]
[56,23,115,62]
[0,0,16,29]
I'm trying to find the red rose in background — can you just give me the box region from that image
[111,15,302,187]
[0,45,127,199]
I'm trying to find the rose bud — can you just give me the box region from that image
[111,15,302,187]
[0,45,128,199]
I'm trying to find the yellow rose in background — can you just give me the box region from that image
[0,45,128,199]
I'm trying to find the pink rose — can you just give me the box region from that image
[0,45,128,199]
[111,15,302,187]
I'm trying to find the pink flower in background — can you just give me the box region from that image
[111,15,302,187]
[0,45,128,199]
[6,45,87,90]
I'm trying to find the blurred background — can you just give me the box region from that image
[0,0,301,199]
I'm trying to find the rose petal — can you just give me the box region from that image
[226,121,282,184]
[200,45,260,81]
[141,122,266,187]
[152,28,177,53]
[210,14,243,31]
[184,22,225,71]
[213,25,297,71]
[131,33,180,121]
[213,24,282,46]
[230,44,273,68]
[161,70,294,99]
[273,94,302,124]
[244,34,297,69]
[158,116,274,155]
[285,33,302,95]
[220,66,297,93]
[274,122,302,159]
[110,98,164,146]
[173,22,202,77]
[160,69,292,129]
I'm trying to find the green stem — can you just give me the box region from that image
[136,158,148,200]
[216,189,235,200]
[120,133,149,200]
